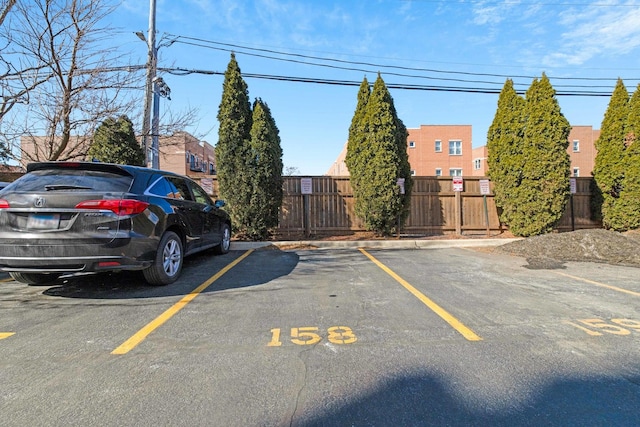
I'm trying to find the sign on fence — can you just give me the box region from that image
[301,178,313,195]
[479,179,490,195]
[453,177,464,192]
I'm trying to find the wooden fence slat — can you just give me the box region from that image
[196,176,601,236]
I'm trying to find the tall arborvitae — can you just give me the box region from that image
[486,79,525,227]
[345,77,370,183]
[346,74,412,235]
[88,115,145,165]
[593,78,629,228]
[608,84,640,230]
[246,98,283,240]
[509,74,571,237]
[215,53,253,233]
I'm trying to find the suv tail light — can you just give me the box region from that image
[75,199,149,216]
[0,199,9,209]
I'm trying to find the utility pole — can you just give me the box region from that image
[140,0,157,168]
[151,76,170,169]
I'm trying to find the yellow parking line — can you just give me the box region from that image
[112,249,254,355]
[359,248,482,342]
[554,271,640,297]
[0,332,15,340]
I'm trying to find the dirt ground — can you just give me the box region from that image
[493,228,640,268]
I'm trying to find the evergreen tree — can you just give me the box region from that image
[246,98,284,240]
[345,77,370,185]
[509,74,571,237]
[215,53,253,233]
[486,79,525,227]
[607,84,640,230]
[346,75,412,236]
[88,115,145,165]
[593,78,629,228]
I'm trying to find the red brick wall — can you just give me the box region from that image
[406,125,473,176]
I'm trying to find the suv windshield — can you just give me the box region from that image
[12,169,133,192]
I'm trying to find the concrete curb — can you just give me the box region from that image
[231,238,521,251]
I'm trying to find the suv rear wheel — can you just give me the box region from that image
[10,272,61,285]
[143,231,183,285]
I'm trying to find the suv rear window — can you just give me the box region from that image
[12,169,133,192]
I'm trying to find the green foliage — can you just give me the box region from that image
[607,141,640,230]
[607,84,640,231]
[345,77,370,185]
[488,75,571,237]
[215,54,285,240]
[0,141,10,163]
[88,115,144,165]
[245,99,283,240]
[486,79,525,226]
[593,78,629,227]
[215,53,253,233]
[345,75,412,236]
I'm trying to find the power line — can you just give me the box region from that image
[158,66,615,96]
[166,33,640,86]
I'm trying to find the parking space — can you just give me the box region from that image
[1,246,639,426]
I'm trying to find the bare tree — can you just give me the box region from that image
[0,0,16,27]
[1,0,49,151]
[1,0,203,167]
[1,0,139,164]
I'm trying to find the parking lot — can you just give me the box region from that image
[1,243,639,426]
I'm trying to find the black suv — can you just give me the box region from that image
[0,162,231,285]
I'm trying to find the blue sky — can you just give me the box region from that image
[109,0,640,175]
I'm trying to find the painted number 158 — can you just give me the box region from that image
[268,326,357,347]
[567,318,640,336]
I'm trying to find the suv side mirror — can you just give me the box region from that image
[214,200,226,208]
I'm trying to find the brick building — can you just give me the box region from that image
[566,125,600,177]
[471,125,600,177]
[326,125,473,176]
[158,131,216,177]
[328,124,600,178]
[19,131,216,178]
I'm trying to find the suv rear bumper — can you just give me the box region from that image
[0,239,157,273]
[0,255,154,273]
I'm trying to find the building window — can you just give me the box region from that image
[435,140,442,152]
[435,168,442,176]
[409,141,416,148]
[573,167,580,177]
[449,168,462,177]
[190,155,202,171]
[449,140,462,155]
[410,170,416,176]
[209,163,216,175]
[474,159,482,170]
[573,140,580,152]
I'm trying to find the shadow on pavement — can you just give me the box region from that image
[297,370,640,426]
[41,248,298,299]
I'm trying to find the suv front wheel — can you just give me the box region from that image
[213,223,231,255]
[143,231,183,285]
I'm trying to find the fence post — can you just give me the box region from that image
[455,190,462,235]
[303,194,311,238]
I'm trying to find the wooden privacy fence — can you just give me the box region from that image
[196,176,600,237]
